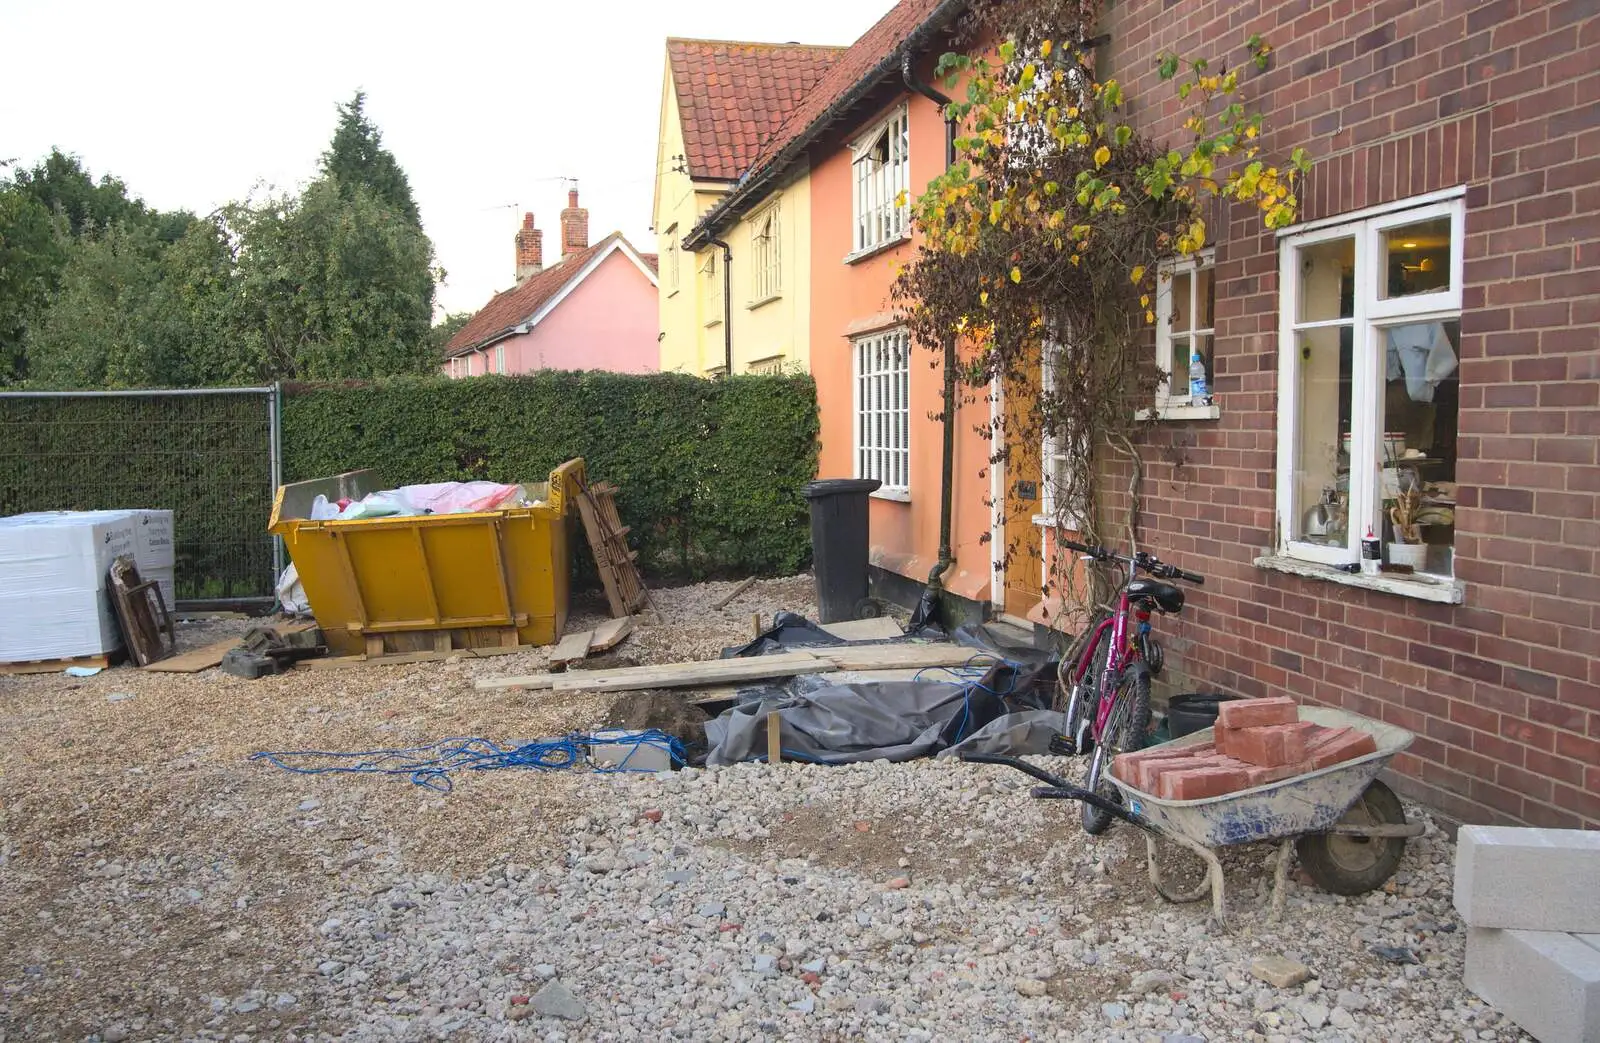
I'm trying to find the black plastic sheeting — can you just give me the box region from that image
[702,623,1065,766]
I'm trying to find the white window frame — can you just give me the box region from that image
[664,225,680,296]
[852,328,911,497]
[1037,340,1083,529]
[749,355,785,375]
[493,344,506,374]
[850,107,910,257]
[1274,193,1465,569]
[700,252,721,327]
[749,203,781,304]
[1153,249,1221,420]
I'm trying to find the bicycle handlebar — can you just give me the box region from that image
[1059,539,1205,586]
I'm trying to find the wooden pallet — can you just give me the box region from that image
[574,478,651,619]
[108,556,176,667]
[0,651,120,676]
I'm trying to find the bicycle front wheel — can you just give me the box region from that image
[1081,668,1152,836]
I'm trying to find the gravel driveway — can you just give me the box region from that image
[0,577,1526,1042]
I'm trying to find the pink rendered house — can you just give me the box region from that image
[443,190,660,377]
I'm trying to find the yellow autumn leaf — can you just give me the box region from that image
[1130,265,1146,284]
[1040,39,1053,58]
[1145,309,1156,323]
[1094,145,1110,167]
[980,290,989,305]
[1140,294,1150,307]
[1010,266,1022,283]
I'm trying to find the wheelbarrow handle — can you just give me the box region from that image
[1029,785,1157,833]
[958,751,1074,789]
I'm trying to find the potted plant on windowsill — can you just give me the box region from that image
[1386,487,1428,569]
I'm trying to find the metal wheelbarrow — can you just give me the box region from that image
[965,707,1424,923]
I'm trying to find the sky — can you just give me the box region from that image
[1,0,885,319]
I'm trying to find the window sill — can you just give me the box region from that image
[1253,554,1465,604]
[871,488,911,503]
[746,293,781,311]
[1032,513,1087,530]
[843,234,912,266]
[1139,402,1221,421]
[703,319,723,329]
[666,289,680,298]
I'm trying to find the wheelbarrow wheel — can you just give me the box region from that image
[1296,779,1408,896]
[1082,668,1151,836]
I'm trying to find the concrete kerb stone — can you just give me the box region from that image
[1453,825,1600,933]
[1464,927,1600,1043]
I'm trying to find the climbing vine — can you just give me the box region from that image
[893,0,1310,620]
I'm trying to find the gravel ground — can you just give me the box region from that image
[0,576,1526,1042]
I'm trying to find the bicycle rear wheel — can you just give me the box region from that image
[1081,668,1152,836]
[1062,629,1111,755]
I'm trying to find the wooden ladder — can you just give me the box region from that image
[574,478,651,618]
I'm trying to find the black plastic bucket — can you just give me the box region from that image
[1167,692,1241,739]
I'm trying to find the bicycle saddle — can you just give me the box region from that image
[1127,578,1185,613]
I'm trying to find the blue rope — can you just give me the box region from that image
[911,655,1016,743]
[251,730,685,793]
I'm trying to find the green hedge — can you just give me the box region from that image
[281,372,820,579]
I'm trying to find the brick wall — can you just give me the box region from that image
[1098,0,1599,827]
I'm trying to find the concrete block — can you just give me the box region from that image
[587,730,672,773]
[1216,696,1298,730]
[1454,826,1600,932]
[1464,927,1600,1043]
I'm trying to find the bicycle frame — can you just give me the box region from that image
[1067,557,1153,740]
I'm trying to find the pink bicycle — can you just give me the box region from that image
[1056,539,1205,835]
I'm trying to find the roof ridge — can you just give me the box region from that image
[666,36,847,50]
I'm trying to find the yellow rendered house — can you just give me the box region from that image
[653,38,842,375]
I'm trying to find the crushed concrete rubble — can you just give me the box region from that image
[0,577,1530,1041]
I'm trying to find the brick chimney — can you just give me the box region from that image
[559,188,588,262]
[514,212,543,284]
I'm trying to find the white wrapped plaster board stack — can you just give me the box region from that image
[1456,825,1600,1043]
[0,511,137,662]
[126,509,175,611]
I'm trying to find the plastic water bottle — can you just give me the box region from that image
[1188,345,1210,404]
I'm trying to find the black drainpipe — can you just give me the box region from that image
[902,51,959,625]
[709,237,733,375]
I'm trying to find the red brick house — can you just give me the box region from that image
[690,0,1596,828]
[1095,0,1599,829]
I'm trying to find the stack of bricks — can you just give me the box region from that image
[1112,697,1379,801]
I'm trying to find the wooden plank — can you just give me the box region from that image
[300,644,542,670]
[713,576,758,610]
[476,643,986,694]
[549,629,595,669]
[143,637,241,673]
[1,651,117,676]
[819,617,905,641]
[588,615,634,653]
[476,650,830,692]
[767,711,782,765]
[816,643,991,671]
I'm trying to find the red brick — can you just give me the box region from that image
[1216,696,1300,730]
[1137,753,1233,794]
[1309,729,1380,769]
[1223,722,1317,767]
[1158,767,1252,801]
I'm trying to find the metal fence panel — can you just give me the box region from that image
[0,388,281,604]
